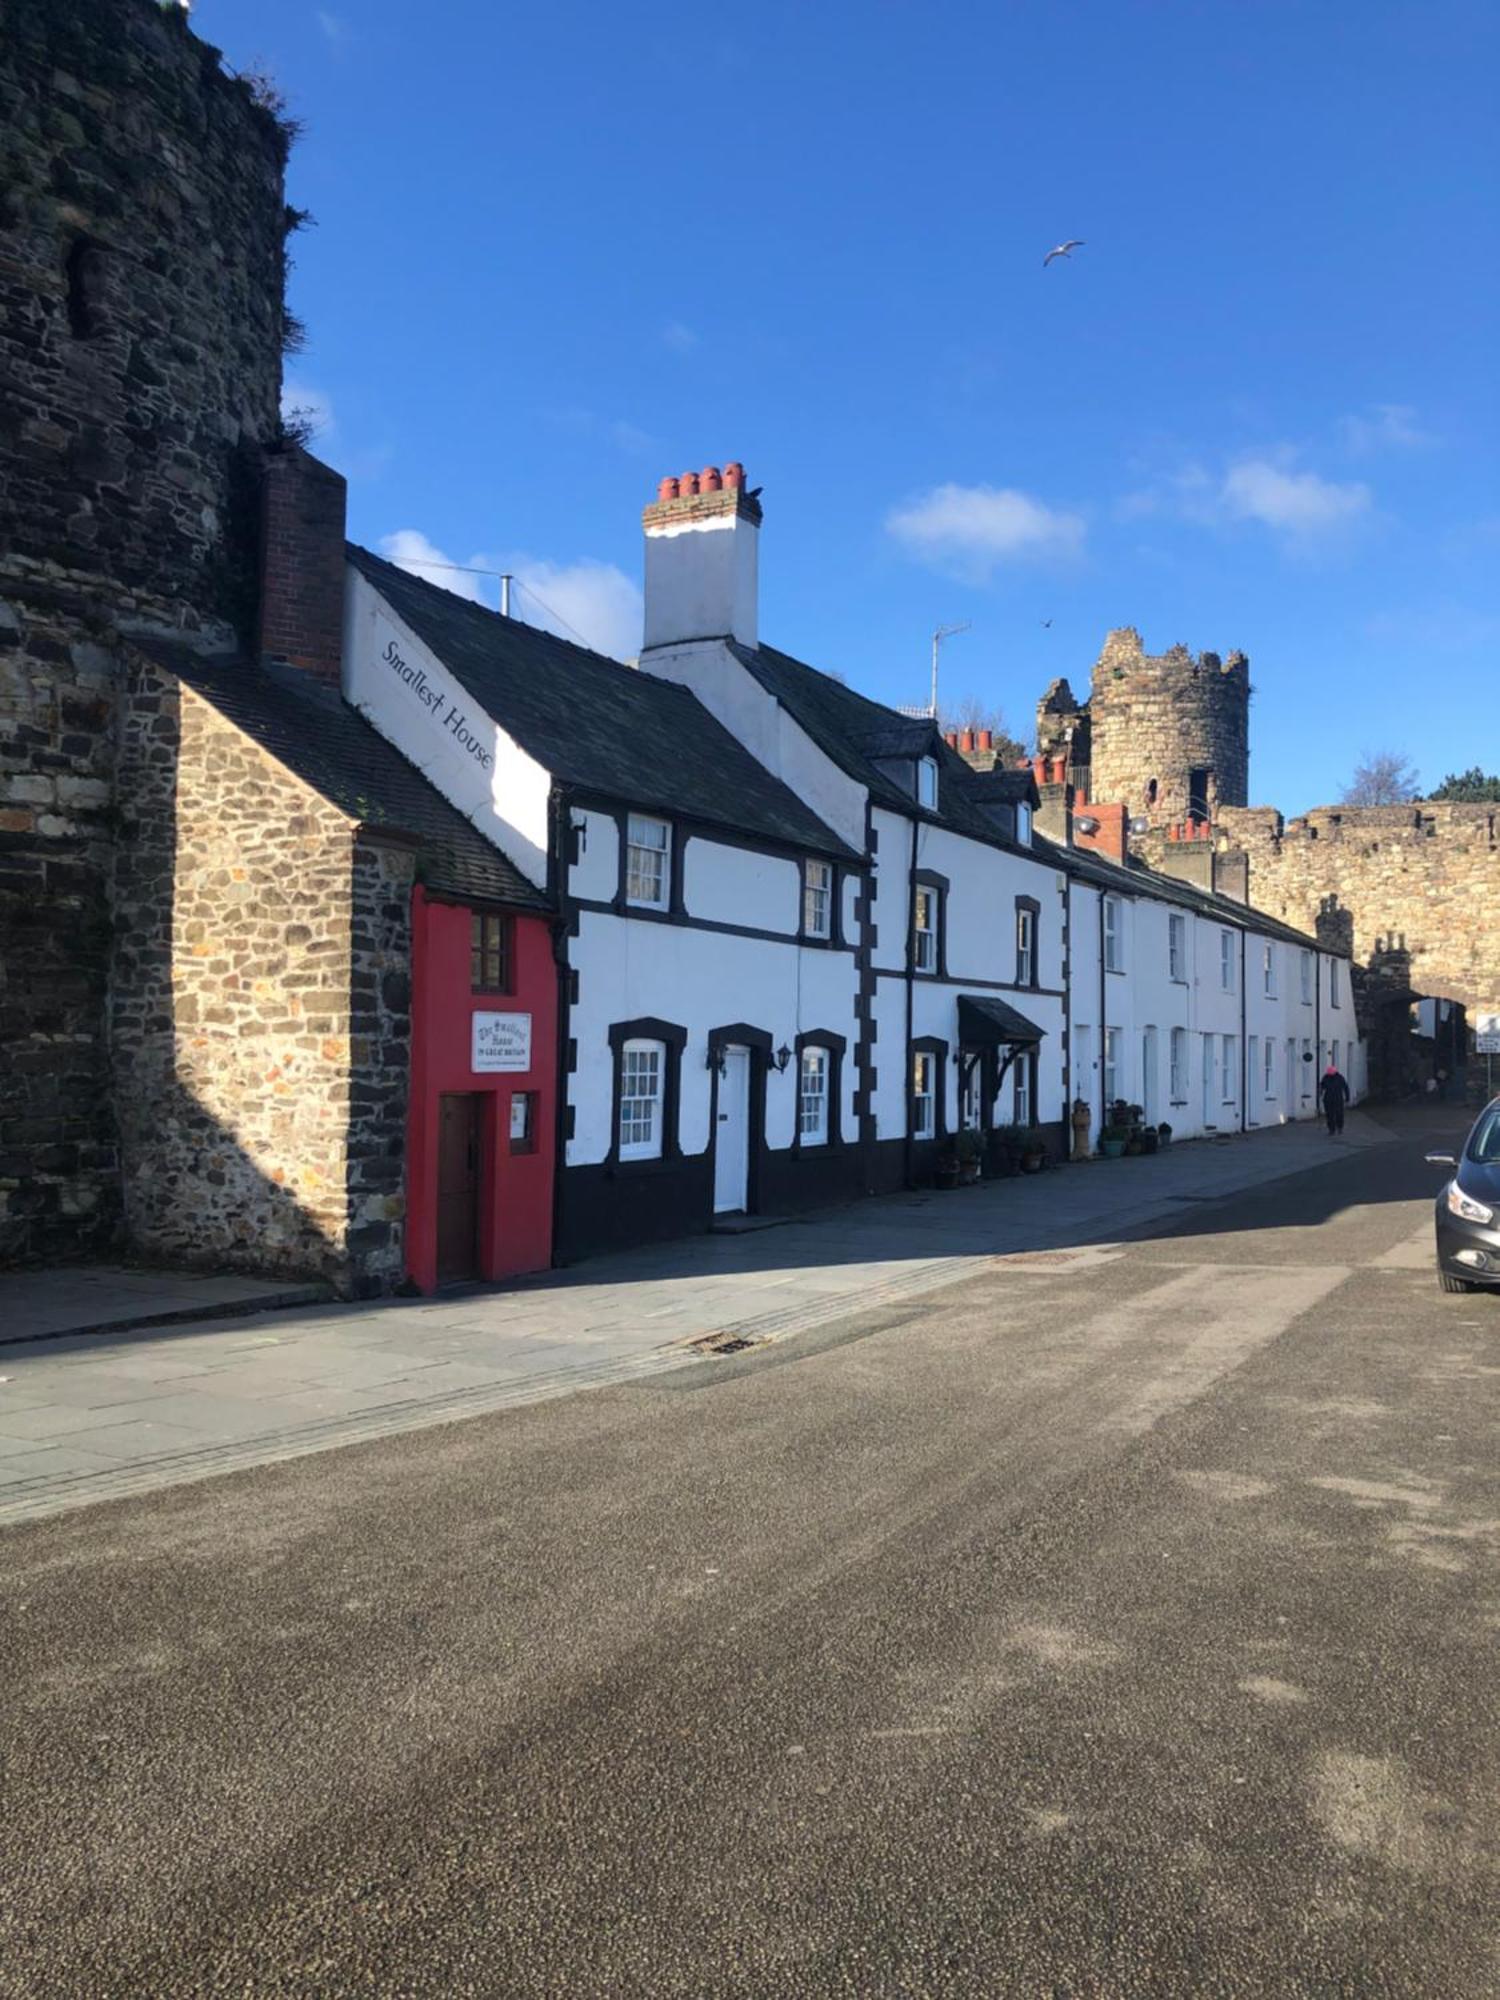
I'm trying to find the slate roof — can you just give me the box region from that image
[135,638,550,913]
[1031,832,1331,953]
[963,766,1039,807]
[728,641,1021,849]
[347,546,859,864]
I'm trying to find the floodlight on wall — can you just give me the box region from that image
[1075,815,1100,835]
[1128,816,1150,836]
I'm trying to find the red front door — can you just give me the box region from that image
[436,1093,482,1282]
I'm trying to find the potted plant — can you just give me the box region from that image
[954,1126,984,1185]
[1157,1121,1173,1148]
[934,1149,961,1190]
[1015,1125,1048,1172]
[1140,1124,1160,1155]
[1098,1123,1128,1159]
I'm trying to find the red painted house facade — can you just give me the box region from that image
[405,887,557,1291]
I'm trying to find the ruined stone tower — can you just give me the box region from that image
[1036,628,1250,828]
[0,0,289,1261]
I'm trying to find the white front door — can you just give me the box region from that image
[1141,1028,1158,1125]
[1286,1038,1297,1120]
[713,1045,751,1214]
[1202,1033,1216,1127]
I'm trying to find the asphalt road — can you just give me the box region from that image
[4,1110,1497,1998]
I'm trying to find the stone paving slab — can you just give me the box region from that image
[0,1263,331,1343]
[0,1117,1398,1525]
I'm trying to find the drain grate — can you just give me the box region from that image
[686,1331,762,1357]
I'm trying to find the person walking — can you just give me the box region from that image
[1320,1062,1350,1135]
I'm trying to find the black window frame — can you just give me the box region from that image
[911,869,949,979]
[910,1034,949,1143]
[793,1029,847,1151]
[1015,895,1040,989]
[606,1016,688,1171]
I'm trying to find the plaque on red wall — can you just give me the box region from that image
[472,1012,532,1072]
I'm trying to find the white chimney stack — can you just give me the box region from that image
[641,463,760,652]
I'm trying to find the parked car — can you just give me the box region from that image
[1426,1098,1500,1293]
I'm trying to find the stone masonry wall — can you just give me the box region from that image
[0,0,287,1262]
[111,659,412,1293]
[1216,802,1500,1018]
[1085,627,1250,825]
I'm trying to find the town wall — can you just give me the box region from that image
[0,0,288,1261]
[1215,802,1500,1018]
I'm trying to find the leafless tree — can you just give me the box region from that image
[939,693,1028,765]
[1341,750,1420,806]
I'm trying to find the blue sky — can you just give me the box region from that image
[210,0,1498,813]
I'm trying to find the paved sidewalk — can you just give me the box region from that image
[0,1116,1395,1524]
[0,1263,331,1343]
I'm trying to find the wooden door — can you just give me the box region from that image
[436,1092,482,1282]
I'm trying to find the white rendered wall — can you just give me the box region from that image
[343,567,552,887]
[643,514,758,650]
[643,637,869,855]
[568,808,619,903]
[566,913,858,1166]
[683,839,800,934]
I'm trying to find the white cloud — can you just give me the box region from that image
[316,10,350,48]
[1340,403,1435,454]
[662,321,699,353]
[508,558,642,660]
[886,483,1085,580]
[1221,457,1371,537]
[379,529,488,603]
[378,531,642,659]
[280,380,334,439]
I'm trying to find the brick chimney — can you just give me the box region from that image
[259,447,348,683]
[1073,800,1128,864]
[641,462,762,651]
[1153,819,1251,902]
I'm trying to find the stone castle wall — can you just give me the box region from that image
[111,660,412,1294]
[1215,802,1500,1016]
[1084,627,1249,824]
[0,0,288,1261]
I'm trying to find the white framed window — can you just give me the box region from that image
[1222,1034,1238,1103]
[916,757,938,810]
[802,858,833,939]
[1169,1027,1188,1101]
[1263,941,1276,997]
[1330,958,1342,1008]
[1013,1056,1032,1127]
[1016,903,1035,987]
[914,886,939,973]
[1168,912,1187,983]
[912,1051,936,1138]
[1104,1026,1121,1105]
[625,814,671,909]
[1300,950,1313,1004]
[618,1039,664,1159]
[1263,1037,1276,1097]
[1220,930,1237,992]
[798,1046,829,1144]
[1103,896,1124,973]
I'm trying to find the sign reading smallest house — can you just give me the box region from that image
[472,1012,532,1073]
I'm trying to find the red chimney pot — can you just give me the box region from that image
[700,465,722,492]
[657,475,679,502]
[681,471,700,497]
[723,461,745,489]
[960,728,976,753]
[979,728,993,750]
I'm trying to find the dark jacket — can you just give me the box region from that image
[1319,1069,1350,1109]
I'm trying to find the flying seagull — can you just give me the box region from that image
[1043,239,1084,267]
[1040,618,1053,628]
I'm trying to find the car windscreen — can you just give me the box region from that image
[1466,1107,1500,1165]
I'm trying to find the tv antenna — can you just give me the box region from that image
[929,621,971,719]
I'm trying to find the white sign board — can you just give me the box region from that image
[472,1012,532,1073]
[1476,1011,1500,1055]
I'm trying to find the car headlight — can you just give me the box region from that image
[1447,1183,1496,1225]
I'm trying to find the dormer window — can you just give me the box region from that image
[916,757,939,810]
